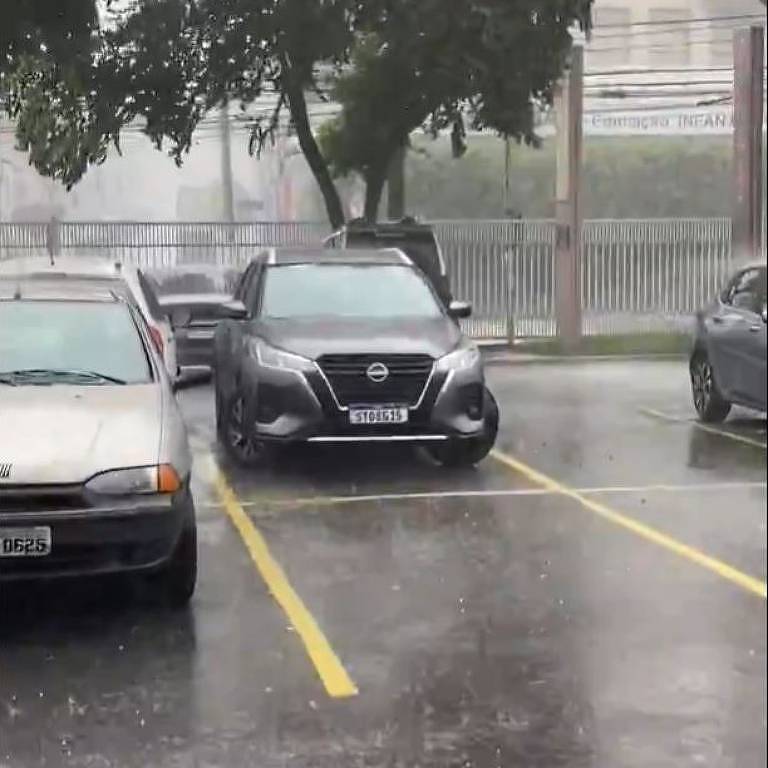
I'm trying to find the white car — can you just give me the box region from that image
[0,279,196,604]
[0,255,179,381]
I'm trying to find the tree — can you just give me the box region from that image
[7,0,361,227]
[0,0,98,75]
[320,1,592,221]
[5,0,591,227]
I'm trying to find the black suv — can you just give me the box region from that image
[213,247,498,467]
[324,218,453,308]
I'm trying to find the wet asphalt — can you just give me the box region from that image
[1,360,766,768]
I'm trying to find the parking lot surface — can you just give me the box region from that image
[1,360,766,768]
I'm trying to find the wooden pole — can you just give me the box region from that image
[732,26,764,263]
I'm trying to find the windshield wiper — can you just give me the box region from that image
[0,369,128,385]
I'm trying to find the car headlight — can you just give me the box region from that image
[85,465,181,495]
[250,339,313,372]
[437,342,481,371]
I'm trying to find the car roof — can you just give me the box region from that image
[345,217,434,233]
[260,247,413,267]
[0,278,125,303]
[0,255,130,280]
[149,263,240,276]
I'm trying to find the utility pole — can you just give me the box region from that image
[554,45,583,350]
[220,100,236,222]
[387,144,406,220]
[732,25,764,262]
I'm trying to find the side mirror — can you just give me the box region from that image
[448,300,472,319]
[220,300,248,320]
[762,305,767,324]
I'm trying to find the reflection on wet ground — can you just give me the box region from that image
[1,361,765,767]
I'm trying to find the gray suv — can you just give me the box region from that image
[690,262,767,422]
[213,247,498,467]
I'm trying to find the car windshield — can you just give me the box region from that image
[0,301,152,385]
[260,264,443,319]
[150,269,240,297]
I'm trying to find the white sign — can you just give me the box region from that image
[535,105,768,137]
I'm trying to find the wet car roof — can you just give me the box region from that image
[267,247,411,266]
[0,278,122,303]
[0,255,125,279]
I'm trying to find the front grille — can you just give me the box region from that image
[0,485,87,514]
[317,354,434,407]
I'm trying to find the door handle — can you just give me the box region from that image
[749,324,762,333]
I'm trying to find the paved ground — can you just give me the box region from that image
[1,360,766,768]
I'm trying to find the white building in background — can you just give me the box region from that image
[586,0,765,70]
[571,0,767,137]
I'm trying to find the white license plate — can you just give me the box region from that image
[0,527,52,558]
[349,407,408,425]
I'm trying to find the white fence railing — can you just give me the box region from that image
[0,218,739,340]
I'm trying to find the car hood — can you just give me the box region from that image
[0,385,161,486]
[256,316,462,359]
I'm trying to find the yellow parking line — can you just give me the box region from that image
[640,407,767,449]
[211,464,359,699]
[491,449,767,600]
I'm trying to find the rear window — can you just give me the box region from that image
[0,301,152,384]
[344,230,447,284]
[150,269,241,297]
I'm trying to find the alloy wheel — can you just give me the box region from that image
[691,358,712,414]
[226,397,265,463]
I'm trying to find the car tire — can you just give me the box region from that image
[220,393,271,467]
[429,387,499,467]
[690,350,731,423]
[149,524,197,609]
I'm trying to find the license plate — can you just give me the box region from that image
[349,407,408,425]
[186,329,215,340]
[0,527,52,558]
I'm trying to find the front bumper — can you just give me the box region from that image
[0,487,193,582]
[241,355,489,444]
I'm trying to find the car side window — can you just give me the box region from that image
[730,268,764,313]
[234,263,256,302]
[244,265,264,315]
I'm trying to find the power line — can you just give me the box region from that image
[593,12,766,31]
[586,36,755,54]
[584,66,768,78]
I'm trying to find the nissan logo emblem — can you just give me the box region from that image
[366,362,389,383]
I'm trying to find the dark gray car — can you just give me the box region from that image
[150,265,241,370]
[690,262,767,422]
[213,248,498,467]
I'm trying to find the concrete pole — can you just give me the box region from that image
[732,26,764,263]
[220,100,236,222]
[554,45,583,350]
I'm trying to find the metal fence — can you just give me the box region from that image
[0,217,737,340]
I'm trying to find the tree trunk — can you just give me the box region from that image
[363,164,388,222]
[387,144,406,220]
[282,67,345,230]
